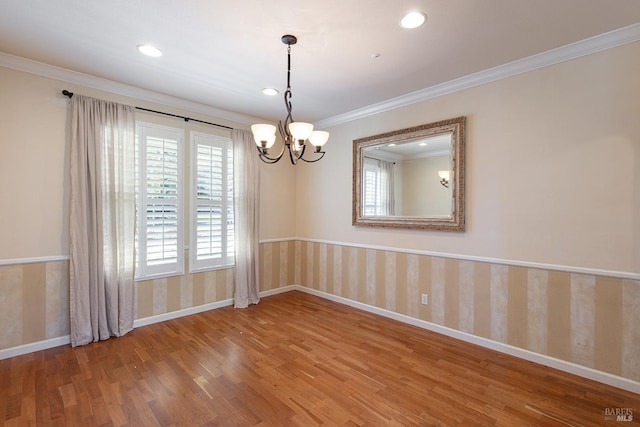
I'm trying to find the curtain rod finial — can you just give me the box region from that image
[62,90,74,98]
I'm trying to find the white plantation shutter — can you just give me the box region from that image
[136,123,184,278]
[226,146,235,258]
[363,160,382,216]
[362,158,393,216]
[190,132,234,271]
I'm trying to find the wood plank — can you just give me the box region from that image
[0,291,638,425]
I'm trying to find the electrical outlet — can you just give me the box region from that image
[421,293,428,305]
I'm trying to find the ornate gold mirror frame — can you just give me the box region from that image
[352,116,465,231]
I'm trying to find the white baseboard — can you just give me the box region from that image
[132,286,295,328]
[3,286,639,395]
[293,286,640,394]
[0,335,71,360]
[133,298,234,328]
[259,285,298,298]
[0,288,288,361]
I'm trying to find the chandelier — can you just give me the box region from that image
[251,35,329,164]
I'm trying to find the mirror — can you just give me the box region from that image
[352,116,465,231]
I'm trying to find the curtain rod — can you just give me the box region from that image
[61,90,234,131]
[364,155,396,164]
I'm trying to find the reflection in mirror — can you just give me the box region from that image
[353,117,465,231]
[362,133,452,217]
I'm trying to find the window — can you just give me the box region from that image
[362,158,395,216]
[363,162,381,216]
[135,123,184,279]
[134,123,234,280]
[189,132,234,271]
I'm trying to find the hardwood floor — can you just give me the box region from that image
[1,291,638,426]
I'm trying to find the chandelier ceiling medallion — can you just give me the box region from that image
[251,35,329,164]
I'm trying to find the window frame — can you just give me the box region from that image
[188,131,235,272]
[362,158,388,216]
[135,122,185,280]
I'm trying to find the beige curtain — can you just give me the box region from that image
[69,94,136,347]
[379,159,395,215]
[232,129,260,308]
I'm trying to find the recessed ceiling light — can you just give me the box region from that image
[400,11,427,29]
[137,44,162,57]
[262,87,279,96]
[419,142,428,146]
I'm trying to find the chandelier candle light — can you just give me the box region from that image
[251,35,329,164]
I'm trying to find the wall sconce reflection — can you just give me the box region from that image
[438,170,450,188]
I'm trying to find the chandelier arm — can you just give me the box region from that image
[288,147,298,165]
[256,146,285,163]
[289,142,307,165]
[298,150,326,163]
[256,124,287,162]
[291,142,307,162]
[258,153,281,164]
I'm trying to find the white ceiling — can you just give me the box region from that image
[365,133,452,161]
[1,0,639,124]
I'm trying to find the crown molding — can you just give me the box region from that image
[0,52,261,126]
[315,23,640,129]
[2,23,639,130]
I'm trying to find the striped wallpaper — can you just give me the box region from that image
[261,240,640,383]
[135,266,235,319]
[0,260,238,352]
[2,240,639,386]
[0,260,69,350]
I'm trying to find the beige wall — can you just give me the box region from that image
[295,41,640,274]
[0,260,241,350]
[1,40,639,387]
[402,155,451,216]
[4,240,639,385]
[0,66,294,352]
[0,66,296,260]
[288,41,640,385]
[0,68,69,259]
[0,261,69,349]
[260,240,640,382]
